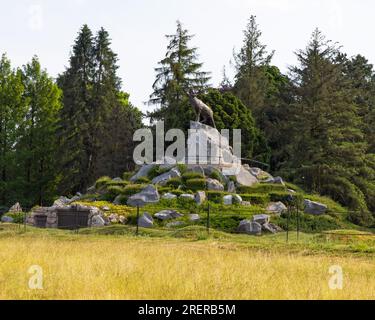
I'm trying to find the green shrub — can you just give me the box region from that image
[186,178,206,192]
[182,172,205,182]
[177,196,198,211]
[134,177,150,184]
[123,171,135,181]
[269,191,293,203]
[273,211,344,233]
[238,183,287,194]
[147,166,169,180]
[304,194,347,215]
[6,212,26,224]
[240,193,270,206]
[285,182,304,193]
[158,186,173,194]
[207,191,230,204]
[107,186,125,198]
[95,176,112,189]
[209,170,224,183]
[177,164,188,175]
[123,184,147,196]
[106,180,128,188]
[168,189,186,197]
[166,178,183,189]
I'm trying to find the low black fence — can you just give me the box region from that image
[2,203,375,245]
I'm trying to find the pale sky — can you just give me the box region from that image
[1,0,374,113]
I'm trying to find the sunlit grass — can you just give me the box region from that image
[0,225,374,300]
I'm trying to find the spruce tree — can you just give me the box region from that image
[233,15,274,120]
[287,29,372,225]
[149,21,211,131]
[58,25,143,193]
[57,24,95,194]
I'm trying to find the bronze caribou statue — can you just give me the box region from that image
[188,90,216,129]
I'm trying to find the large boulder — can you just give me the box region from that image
[1,216,14,223]
[233,195,243,204]
[266,202,287,216]
[91,215,106,228]
[152,168,181,185]
[235,165,258,187]
[265,176,285,186]
[138,213,154,228]
[237,220,262,235]
[262,223,283,234]
[180,194,195,201]
[206,178,224,191]
[127,185,160,207]
[304,199,327,215]
[223,195,233,205]
[130,164,156,182]
[154,210,183,221]
[248,167,273,181]
[227,181,236,193]
[195,191,206,205]
[8,203,22,213]
[53,196,72,207]
[253,214,270,225]
[189,214,201,222]
[189,165,205,176]
[162,193,178,200]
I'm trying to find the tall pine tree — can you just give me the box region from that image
[148,21,211,131]
[58,25,143,194]
[286,29,372,225]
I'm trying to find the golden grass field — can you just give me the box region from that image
[1,225,375,300]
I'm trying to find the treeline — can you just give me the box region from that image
[0,17,374,226]
[0,25,142,208]
[148,17,375,226]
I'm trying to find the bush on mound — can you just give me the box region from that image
[166,178,183,189]
[182,172,205,182]
[186,178,206,192]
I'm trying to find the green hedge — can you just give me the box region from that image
[182,172,205,182]
[238,183,287,194]
[166,178,183,189]
[106,180,129,188]
[134,177,150,184]
[240,193,270,206]
[207,191,231,204]
[107,186,125,198]
[186,178,206,192]
[269,191,293,203]
[122,184,147,196]
[95,176,112,189]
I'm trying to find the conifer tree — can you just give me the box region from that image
[286,29,372,225]
[233,15,274,120]
[57,24,95,194]
[149,21,211,131]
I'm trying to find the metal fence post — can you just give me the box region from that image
[136,205,140,236]
[207,201,210,235]
[297,202,300,242]
[286,205,291,243]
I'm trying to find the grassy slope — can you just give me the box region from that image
[1,224,375,300]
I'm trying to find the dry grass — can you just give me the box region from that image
[0,234,375,300]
